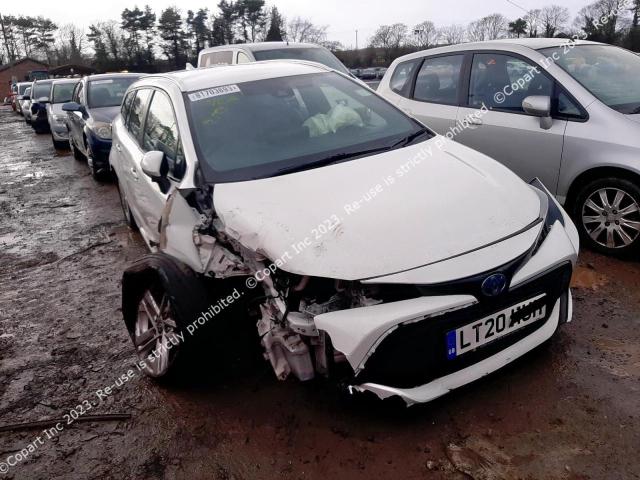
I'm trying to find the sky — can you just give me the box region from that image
[1,0,592,48]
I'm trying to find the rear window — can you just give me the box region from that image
[52,83,77,104]
[32,82,52,100]
[88,77,140,108]
[252,47,350,75]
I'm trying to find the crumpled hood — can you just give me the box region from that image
[89,106,120,124]
[213,137,541,281]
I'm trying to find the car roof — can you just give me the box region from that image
[51,78,80,85]
[394,38,607,62]
[140,60,330,92]
[85,73,143,82]
[482,38,605,49]
[200,41,327,53]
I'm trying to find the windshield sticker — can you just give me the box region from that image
[188,84,241,102]
[91,79,114,85]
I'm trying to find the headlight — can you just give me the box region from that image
[94,123,112,140]
[529,178,566,254]
[53,114,66,123]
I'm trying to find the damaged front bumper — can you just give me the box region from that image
[315,215,577,406]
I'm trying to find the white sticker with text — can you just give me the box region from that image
[188,84,241,102]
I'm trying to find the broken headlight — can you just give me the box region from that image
[530,178,565,255]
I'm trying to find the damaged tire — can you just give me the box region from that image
[122,253,238,381]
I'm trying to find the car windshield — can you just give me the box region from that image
[88,77,139,108]
[52,83,77,104]
[18,84,30,95]
[32,82,52,100]
[186,72,427,182]
[252,48,350,74]
[541,45,640,114]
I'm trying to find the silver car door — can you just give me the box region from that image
[454,52,566,192]
[401,54,465,134]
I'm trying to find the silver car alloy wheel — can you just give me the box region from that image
[582,187,640,249]
[134,290,179,377]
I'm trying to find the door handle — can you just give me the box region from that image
[469,117,483,125]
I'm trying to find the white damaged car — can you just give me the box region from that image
[110,61,579,405]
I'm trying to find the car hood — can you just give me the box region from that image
[89,106,120,123]
[213,137,541,281]
[626,113,640,124]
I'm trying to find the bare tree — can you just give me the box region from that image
[439,24,466,45]
[467,13,508,41]
[541,5,570,37]
[524,9,542,37]
[369,23,408,62]
[411,20,439,48]
[286,16,327,43]
[55,23,86,64]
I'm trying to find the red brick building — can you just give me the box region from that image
[0,57,48,98]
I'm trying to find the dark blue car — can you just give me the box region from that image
[63,73,142,180]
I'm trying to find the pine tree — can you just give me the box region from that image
[265,6,284,42]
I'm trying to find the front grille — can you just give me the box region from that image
[353,262,572,389]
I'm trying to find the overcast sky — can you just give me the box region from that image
[2,0,591,48]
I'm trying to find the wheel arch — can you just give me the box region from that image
[565,166,640,214]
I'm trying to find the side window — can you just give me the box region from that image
[390,59,420,97]
[468,53,553,112]
[237,51,251,64]
[127,89,152,143]
[202,51,233,67]
[413,55,463,105]
[121,91,135,123]
[556,90,585,120]
[142,91,185,180]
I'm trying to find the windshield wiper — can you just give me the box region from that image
[274,145,396,176]
[273,129,430,177]
[389,128,430,149]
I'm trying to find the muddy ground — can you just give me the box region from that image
[0,105,638,480]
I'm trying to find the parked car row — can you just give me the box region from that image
[11,37,636,407]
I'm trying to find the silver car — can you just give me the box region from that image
[378,38,640,256]
[47,79,79,149]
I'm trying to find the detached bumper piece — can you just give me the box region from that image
[352,263,572,392]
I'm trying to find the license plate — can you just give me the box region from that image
[446,294,547,360]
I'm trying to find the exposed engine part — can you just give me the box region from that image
[261,326,315,381]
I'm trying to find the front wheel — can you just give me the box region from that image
[122,254,239,381]
[52,137,69,150]
[573,177,640,256]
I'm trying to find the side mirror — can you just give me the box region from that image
[37,96,50,104]
[140,151,165,179]
[62,102,83,112]
[522,95,553,130]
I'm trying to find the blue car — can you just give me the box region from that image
[63,73,142,180]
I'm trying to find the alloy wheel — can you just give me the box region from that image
[581,187,640,249]
[133,289,180,377]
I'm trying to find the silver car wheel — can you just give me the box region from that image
[134,290,179,377]
[582,187,640,249]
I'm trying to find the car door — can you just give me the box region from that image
[135,89,183,246]
[67,81,84,150]
[398,54,465,134]
[117,88,154,243]
[454,52,567,192]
